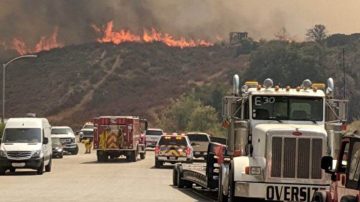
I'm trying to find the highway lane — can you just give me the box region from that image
[0,144,215,202]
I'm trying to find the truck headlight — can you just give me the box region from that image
[0,150,6,157]
[245,166,262,175]
[32,150,42,158]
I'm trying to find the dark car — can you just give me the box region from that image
[52,138,64,158]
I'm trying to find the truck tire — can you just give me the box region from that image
[97,151,107,162]
[177,165,185,188]
[228,161,239,202]
[155,159,163,168]
[37,160,44,175]
[173,165,178,186]
[72,146,79,155]
[45,157,52,172]
[312,191,326,202]
[341,196,357,202]
[130,151,137,162]
[218,167,228,202]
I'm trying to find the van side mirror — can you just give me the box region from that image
[321,156,333,173]
[43,137,49,144]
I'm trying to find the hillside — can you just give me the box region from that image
[0,42,247,128]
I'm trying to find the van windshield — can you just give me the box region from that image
[2,128,41,143]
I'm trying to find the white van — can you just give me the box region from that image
[0,118,52,175]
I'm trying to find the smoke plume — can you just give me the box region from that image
[0,0,359,47]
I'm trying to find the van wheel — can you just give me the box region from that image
[10,168,16,173]
[45,158,52,172]
[37,161,44,175]
[0,168,5,175]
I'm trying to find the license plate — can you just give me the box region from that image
[12,162,25,167]
[265,185,325,202]
[158,156,167,160]
[195,152,201,155]
[169,156,176,160]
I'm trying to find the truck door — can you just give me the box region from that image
[344,140,360,196]
[335,139,350,201]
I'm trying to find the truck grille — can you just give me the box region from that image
[271,137,323,179]
[60,138,73,144]
[7,151,32,159]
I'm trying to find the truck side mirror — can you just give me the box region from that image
[43,137,49,145]
[321,156,333,173]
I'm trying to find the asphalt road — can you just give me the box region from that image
[0,143,216,202]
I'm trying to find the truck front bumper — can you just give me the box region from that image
[63,143,78,153]
[156,156,192,163]
[234,182,328,202]
[0,157,42,170]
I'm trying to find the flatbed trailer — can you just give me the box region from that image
[173,142,226,190]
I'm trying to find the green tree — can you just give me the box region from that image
[157,95,202,132]
[244,41,326,86]
[0,123,5,139]
[306,24,327,43]
[186,106,222,135]
[156,95,224,136]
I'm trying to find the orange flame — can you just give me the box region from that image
[11,27,63,55]
[93,21,213,48]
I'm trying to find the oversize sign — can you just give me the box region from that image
[266,185,325,202]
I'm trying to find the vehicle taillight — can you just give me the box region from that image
[186,147,191,156]
[155,146,160,155]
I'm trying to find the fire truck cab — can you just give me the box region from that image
[313,132,360,202]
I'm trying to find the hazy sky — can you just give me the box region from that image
[0,0,359,45]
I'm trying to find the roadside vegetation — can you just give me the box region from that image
[155,24,360,136]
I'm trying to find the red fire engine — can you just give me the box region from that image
[93,116,147,162]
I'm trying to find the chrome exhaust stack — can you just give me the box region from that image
[233,74,240,96]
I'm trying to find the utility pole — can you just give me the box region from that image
[342,48,346,99]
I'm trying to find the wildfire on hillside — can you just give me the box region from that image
[92,21,213,48]
[2,21,216,55]
[9,27,63,55]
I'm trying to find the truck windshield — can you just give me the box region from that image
[51,128,71,134]
[186,134,209,142]
[2,128,41,143]
[252,96,323,121]
[146,130,163,136]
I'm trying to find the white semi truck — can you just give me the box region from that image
[173,75,347,202]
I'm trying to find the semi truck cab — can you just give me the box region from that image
[219,76,347,202]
